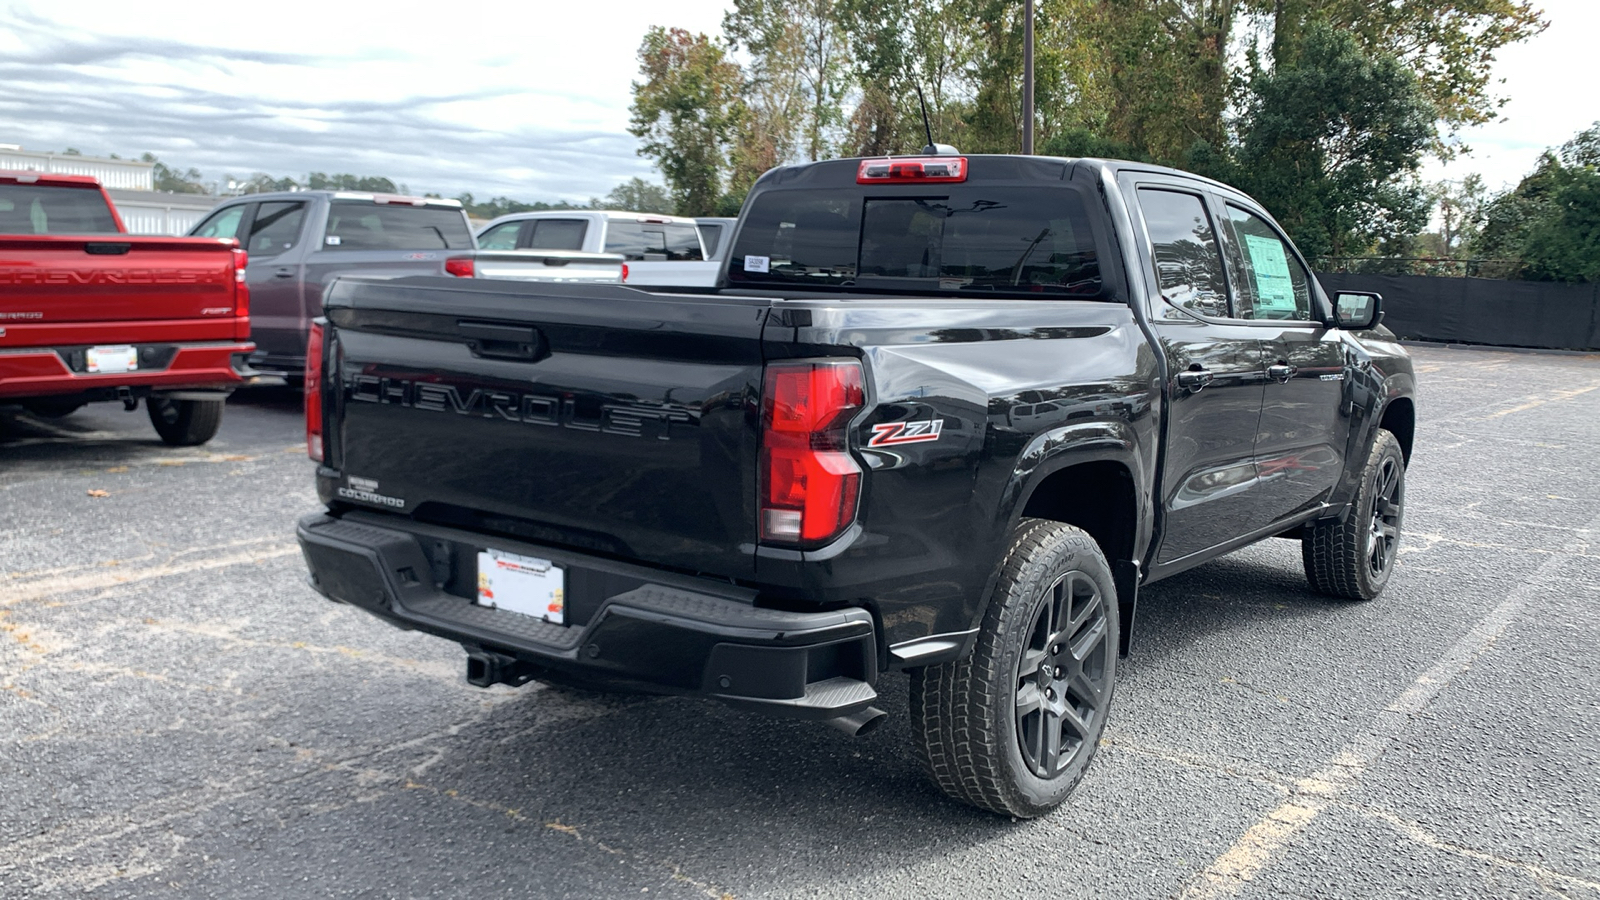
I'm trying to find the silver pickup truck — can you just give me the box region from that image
[475,210,722,287]
[189,190,477,377]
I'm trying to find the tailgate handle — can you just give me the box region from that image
[458,321,544,361]
[84,242,132,255]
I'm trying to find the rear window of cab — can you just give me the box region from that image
[0,183,119,235]
[727,186,1106,298]
[323,202,472,251]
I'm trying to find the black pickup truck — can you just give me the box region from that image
[296,154,1415,817]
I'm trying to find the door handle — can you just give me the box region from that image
[1176,367,1214,392]
[1267,363,1297,383]
[273,267,295,279]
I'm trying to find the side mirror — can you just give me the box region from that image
[1334,291,1383,330]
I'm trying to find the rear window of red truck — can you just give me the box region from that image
[0,183,119,235]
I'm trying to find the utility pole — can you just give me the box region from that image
[1023,0,1035,154]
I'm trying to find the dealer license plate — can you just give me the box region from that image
[475,549,565,624]
[86,345,138,374]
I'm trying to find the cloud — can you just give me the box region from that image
[0,6,671,201]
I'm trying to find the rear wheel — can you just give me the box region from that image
[147,398,224,446]
[1302,429,1406,600]
[910,519,1118,817]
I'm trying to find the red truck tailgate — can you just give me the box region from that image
[0,235,245,334]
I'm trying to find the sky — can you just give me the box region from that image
[0,0,1592,203]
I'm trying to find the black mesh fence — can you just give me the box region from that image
[1310,257,1520,279]
[1314,272,1600,352]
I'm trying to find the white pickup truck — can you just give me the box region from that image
[474,210,721,287]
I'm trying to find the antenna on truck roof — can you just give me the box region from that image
[911,79,959,156]
[914,81,937,155]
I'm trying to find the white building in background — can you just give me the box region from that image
[0,144,220,235]
[105,189,219,235]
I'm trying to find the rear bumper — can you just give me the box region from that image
[0,341,256,399]
[296,511,881,719]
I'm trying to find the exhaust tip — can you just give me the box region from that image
[826,705,888,737]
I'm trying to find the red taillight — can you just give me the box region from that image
[445,257,475,278]
[621,263,629,283]
[305,321,325,462]
[760,360,865,545]
[856,156,968,184]
[231,247,250,340]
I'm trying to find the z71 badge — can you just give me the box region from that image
[868,419,945,447]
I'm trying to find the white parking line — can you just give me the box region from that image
[1177,509,1600,899]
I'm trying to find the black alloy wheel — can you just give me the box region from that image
[1014,570,1111,779]
[1303,428,1406,600]
[1367,452,1403,578]
[910,519,1119,817]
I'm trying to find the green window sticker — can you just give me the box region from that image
[1243,234,1297,315]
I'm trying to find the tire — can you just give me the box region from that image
[147,398,224,446]
[1303,428,1406,600]
[910,519,1119,818]
[22,399,86,419]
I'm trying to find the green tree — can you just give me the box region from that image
[306,173,398,192]
[1264,0,1546,137]
[629,27,747,217]
[595,177,676,214]
[1227,25,1435,259]
[725,0,850,162]
[236,173,300,194]
[1474,124,1600,281]
[141,152,207,194]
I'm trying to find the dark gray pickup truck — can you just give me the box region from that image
[188,191,476,378]
[296,153,1416,817]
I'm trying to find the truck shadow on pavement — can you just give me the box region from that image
[377,550,1354,892]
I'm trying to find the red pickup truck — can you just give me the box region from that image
[0,172,255,445]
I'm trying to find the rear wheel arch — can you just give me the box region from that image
[1016,459,1141,567]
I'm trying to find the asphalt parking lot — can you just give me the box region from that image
[2,345,1598,899]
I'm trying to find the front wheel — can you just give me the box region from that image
[910,519,1118,818]
[1302,428,1406,600]
[147,398,224,446]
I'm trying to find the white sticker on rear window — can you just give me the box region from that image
[744,255,770,273]
[325,235,342,246]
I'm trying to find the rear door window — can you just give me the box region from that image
[726,187,1105,297]
[246,201,307,257]
[697,223,725,257]
[1136,188,1230,319]
[527,219,587,251]
[605,221,704,260]
[0,184,120,234]
[322,202,473,251]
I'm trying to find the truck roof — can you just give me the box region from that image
[211,189,463,208]
[0,170,105,188]
[754,154,1238,195]
[484,209,699,225]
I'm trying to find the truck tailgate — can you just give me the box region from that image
[0,235,242,326]
[322,277,770,578]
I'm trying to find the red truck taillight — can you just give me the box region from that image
[232,247,250,340]
[305,321,325,461]
[760,360,865,545]
[445,257,474,277]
